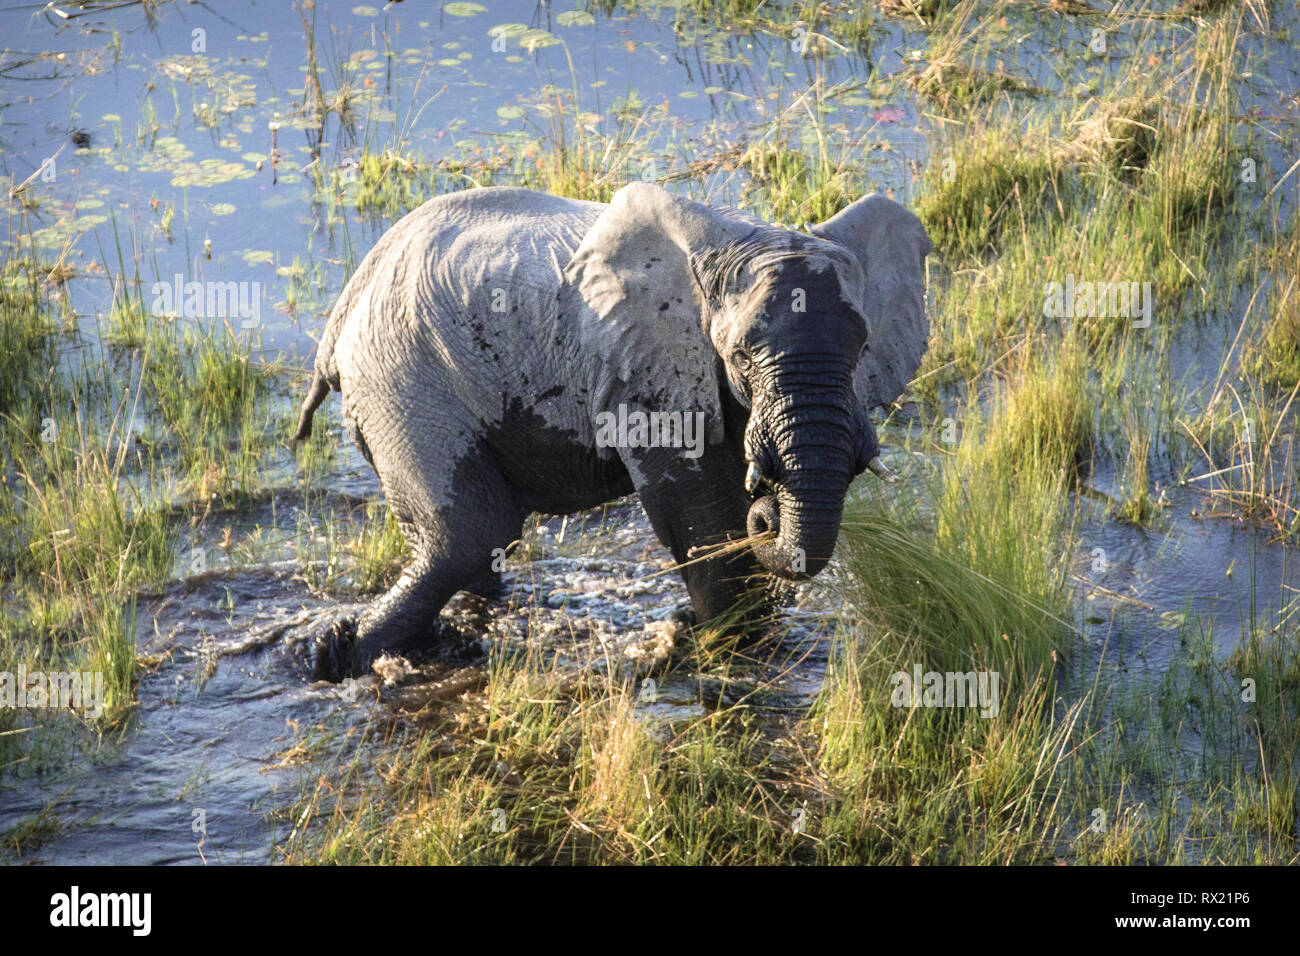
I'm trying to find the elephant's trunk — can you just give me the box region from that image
[744,369,859,580]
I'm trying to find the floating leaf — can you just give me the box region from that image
[556,10,595,27]
[1157,610,1188,630]
[496,105,525,120]
[444,2,487,16]
[352,5,379,15]
[519,28,560,50]
[241,250,274,266]
[171,159,255,188]
[210,203,237,216]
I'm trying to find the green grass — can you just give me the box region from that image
[1243,222,1300,392]
[4,0,1297,864]
[2,218,278,766]
[351,501,409,594]
[0,263,174,752]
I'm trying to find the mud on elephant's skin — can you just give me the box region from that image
[294,182,932,677]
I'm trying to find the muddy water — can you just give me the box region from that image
[1,0,1298,862]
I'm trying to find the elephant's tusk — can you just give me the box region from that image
[744,461,762,496]
[867,456,899,483]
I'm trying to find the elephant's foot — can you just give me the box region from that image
[310,615,359,682]
[463,570,510,603]
[308,608,436,681]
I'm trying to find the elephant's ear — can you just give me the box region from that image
[563,182,754,476]
[811,194,934,411]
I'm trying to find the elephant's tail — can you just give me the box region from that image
[293,370,333,443]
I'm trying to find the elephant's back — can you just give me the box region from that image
[323,187,608,443]
[384,187,606,268]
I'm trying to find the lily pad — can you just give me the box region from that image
[444,2,487,16]
[519,29,560,51]
[171,159,256,188]
[496,105,525,120]
[557,10,595,27]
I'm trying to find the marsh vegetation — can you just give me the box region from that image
[0,0,1297,864]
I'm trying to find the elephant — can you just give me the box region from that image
[294,182,932,676]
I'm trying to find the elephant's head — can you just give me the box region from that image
[565,183,932,582]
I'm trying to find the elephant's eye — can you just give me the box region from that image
[732,348,752,373]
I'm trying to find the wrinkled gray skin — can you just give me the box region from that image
[295,183,932,675]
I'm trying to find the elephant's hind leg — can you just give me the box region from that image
[347,454,525,675]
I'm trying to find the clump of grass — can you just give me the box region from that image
[1245,275,1300,391]
[740,139,856,225]
[14,423,173,592]
[351,501,409,593]
[920,10,1246,387]
[113,313,273,511]
[837,339,1086,703]
[812,626,1084,863]
[514,90,660,204]
[1118,406,1159,525]
[906,0,1043,112]
[1057,96,1159,182]
[918,120,1059,260]
[973,338,1092,478]
[1182,381,1300,532]
[874,0,951,18]
[281,630,829,864]
[0,259,65,422]
[0,260,177,742]
[1227,617,1300,844]
[1242,222,1300,390]
[912,60,1039,112]
[351,148,441,218]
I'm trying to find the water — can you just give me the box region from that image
[1,0,1297,862]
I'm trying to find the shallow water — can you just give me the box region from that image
[1,0,1298,863]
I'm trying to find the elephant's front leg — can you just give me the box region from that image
[635,447,773,638]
